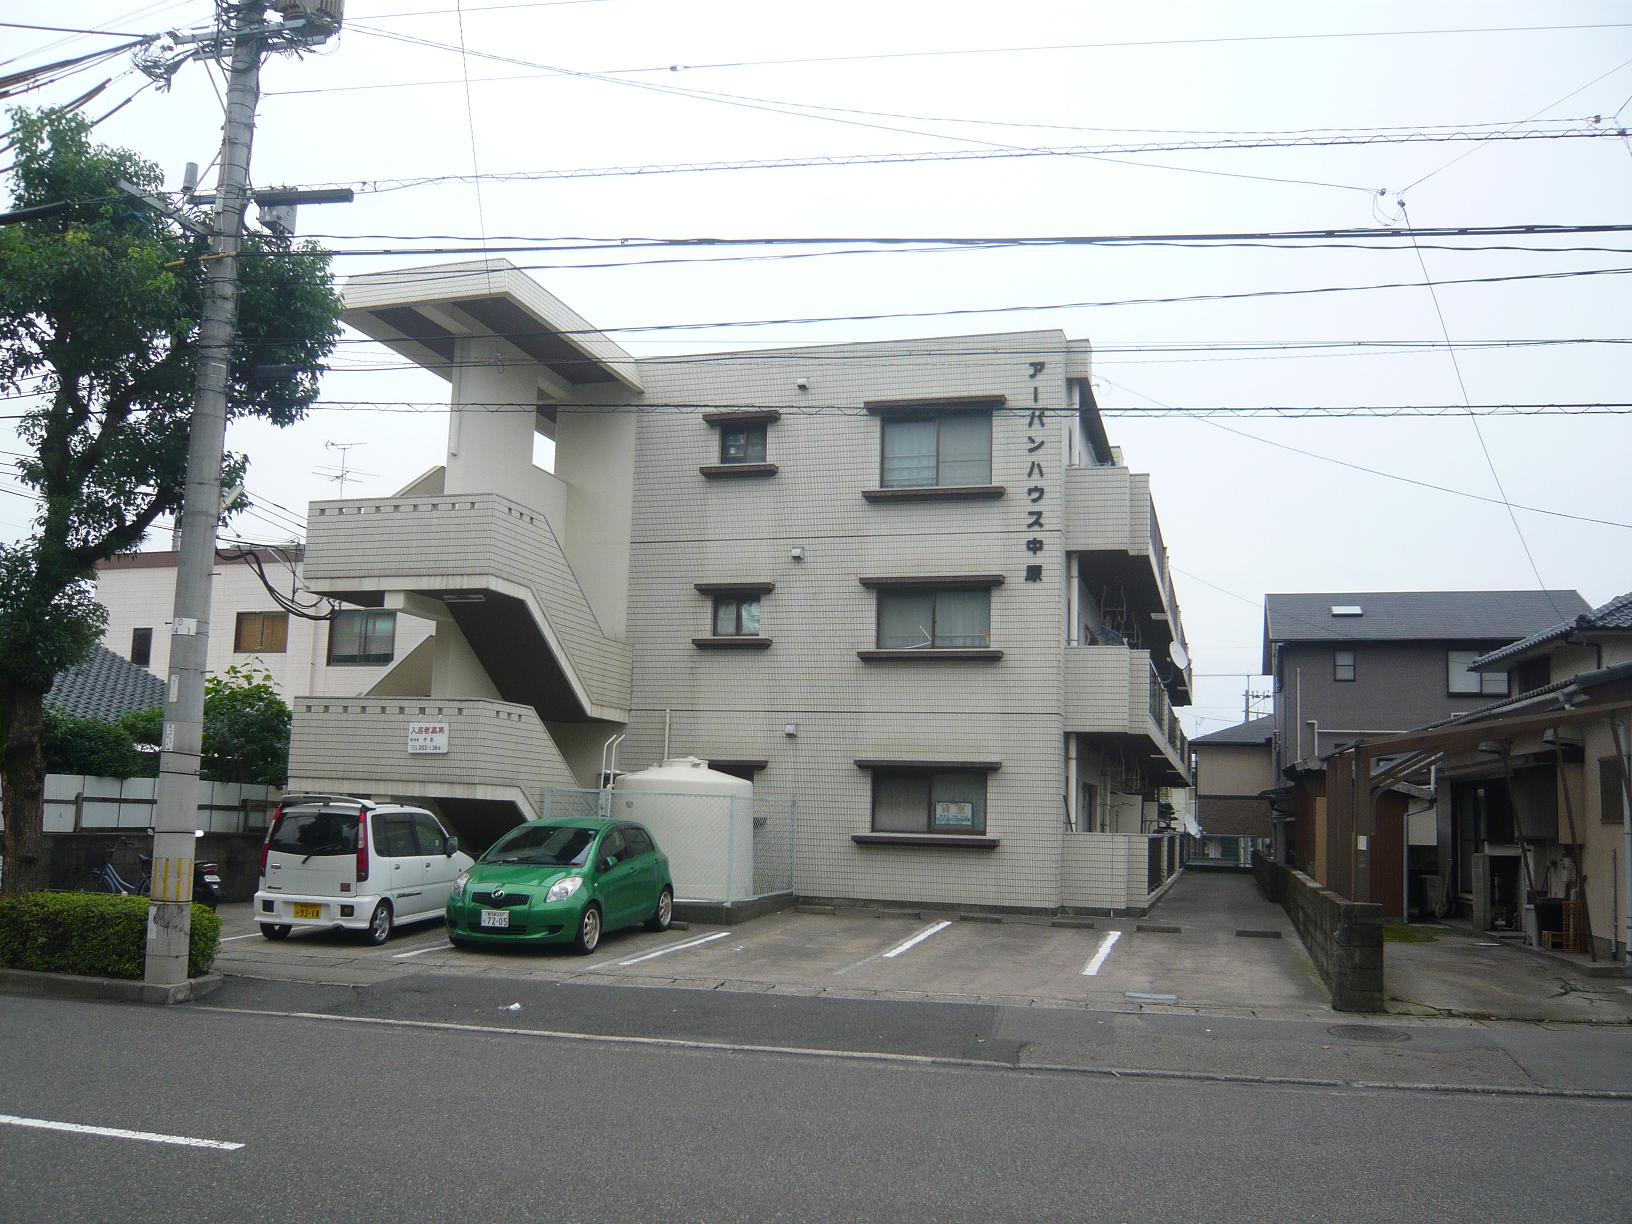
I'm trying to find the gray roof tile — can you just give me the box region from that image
[1470,589,1632,670]
[1193,714,1275,746]
[1262,590,1588,670]
[45,644,165,722]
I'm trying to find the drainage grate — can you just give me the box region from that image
[1326,1024,1411,1044]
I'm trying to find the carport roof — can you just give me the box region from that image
[1470,589,1632,671]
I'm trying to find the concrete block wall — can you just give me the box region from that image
[615,332,1074,911]
[1255,853,1384,1012]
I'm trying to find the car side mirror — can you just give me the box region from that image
[445,836,459,856]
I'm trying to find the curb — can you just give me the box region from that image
[0,967,224,1005]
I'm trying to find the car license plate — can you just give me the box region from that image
[293,903,321,920]
[480,909,510,929]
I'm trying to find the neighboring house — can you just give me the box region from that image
[283,258,1195,914]
[1426,590,1632,959]
[94,546,434,701]
[1263,590,1590,774]
[1190,715,1274,867]
[1262,589,1590,921]
[44,642,166,722]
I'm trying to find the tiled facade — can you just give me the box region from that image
[93,550,435,701]
[285,261,1193,913]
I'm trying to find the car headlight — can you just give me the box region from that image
[450,870,469,900]
[545,876,584,903]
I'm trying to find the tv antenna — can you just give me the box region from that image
[316,441,374,498]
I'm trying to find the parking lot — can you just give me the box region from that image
[212,872,1334,1016]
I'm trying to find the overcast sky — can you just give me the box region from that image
[4,0,1630,735]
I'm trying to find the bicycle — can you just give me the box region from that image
[78,838,152,897]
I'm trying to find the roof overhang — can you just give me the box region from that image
[341,259,642,393]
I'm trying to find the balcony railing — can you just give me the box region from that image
[1064,646,1190,782]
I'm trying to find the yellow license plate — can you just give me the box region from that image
[293,903,322,920]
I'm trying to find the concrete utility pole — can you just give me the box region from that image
[143,1,345,986]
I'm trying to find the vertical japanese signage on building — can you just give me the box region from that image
[1022,361,1047,582]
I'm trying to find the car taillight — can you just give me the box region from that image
[260,812,282,876]
[356,808,369,882]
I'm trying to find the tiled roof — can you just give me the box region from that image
[1193,714,1275,746]
[44,644,165,722]
[1470,590,1632,671]
[1262,590,1588,669]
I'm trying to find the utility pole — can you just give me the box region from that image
[141,1,345,986]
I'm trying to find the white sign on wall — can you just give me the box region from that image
[407,722,449,754]
[934,801,975,829]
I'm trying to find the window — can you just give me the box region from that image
[720,423,766,464]
[411,813,451,856]
[270,810,357,857]
[234,611,288,654]
[623,826,655,858]
[600,827,627,866]
[373,813,418,859]
[1447,650,1508,696]
[1333,649,1356,682]
[872,770,987,835]
[130,627,153,667]
[881,413,991,488]
[713,594,761,636]
[1602,757,1630,825]
[329,608,396,665]
[878,588,989,649]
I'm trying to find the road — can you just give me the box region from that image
[3,978,1629,1222]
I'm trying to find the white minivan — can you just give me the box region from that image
[254,796,473,945]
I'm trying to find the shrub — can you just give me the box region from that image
[42,708,147,778]
[0,892,221,979]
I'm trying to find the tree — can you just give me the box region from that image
[124,666,290,786]
[42,708,147,779]
[0,109,341,893]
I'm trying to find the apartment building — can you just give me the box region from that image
[286,260,1193,914]
[94,547,435,701]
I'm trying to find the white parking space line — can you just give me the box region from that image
[219,933,263,942]
[0,1113,243,1152]
[617,931,730,966]
[1081,930,1123,976]
[391,941,452,960]
[882,920,951,959]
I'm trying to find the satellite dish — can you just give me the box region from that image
[1168,640,1190,671]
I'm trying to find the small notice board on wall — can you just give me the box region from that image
[407,722,449,754]
[934,801,975,829]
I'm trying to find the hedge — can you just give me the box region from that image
[0,892,221,979]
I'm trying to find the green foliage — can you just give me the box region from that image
[42,707,147,778]
[117,670,291,784]
[202,664,290,786]
[0,892,220,979]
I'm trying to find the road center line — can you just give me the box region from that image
[617,931,730,966]
[882,920,951,959]
[0,1113,243,1152]
[391,941,453,960]
[1082,930,1123,976]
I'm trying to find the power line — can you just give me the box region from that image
[1096,376,1632,531]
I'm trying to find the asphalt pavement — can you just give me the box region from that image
[1,988,1628,1223]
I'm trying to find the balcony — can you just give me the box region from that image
[304,492,631,721]
[288,697,576,821]
[1063,646,1190,783]
[1062,466,1191,702]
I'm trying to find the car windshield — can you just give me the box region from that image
[481,825,596,867]
[270,811,358,858]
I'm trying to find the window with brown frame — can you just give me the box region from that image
[234,611,289,654]
[130,627,153,667]
[713,594,761,636]
[872,770,988,835]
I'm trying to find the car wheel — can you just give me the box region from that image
[260,923,291,940]
[645,886,674,932]
[366,901,394,946]
[572,903,602,955]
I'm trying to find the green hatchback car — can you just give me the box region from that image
[446,818,673,953]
